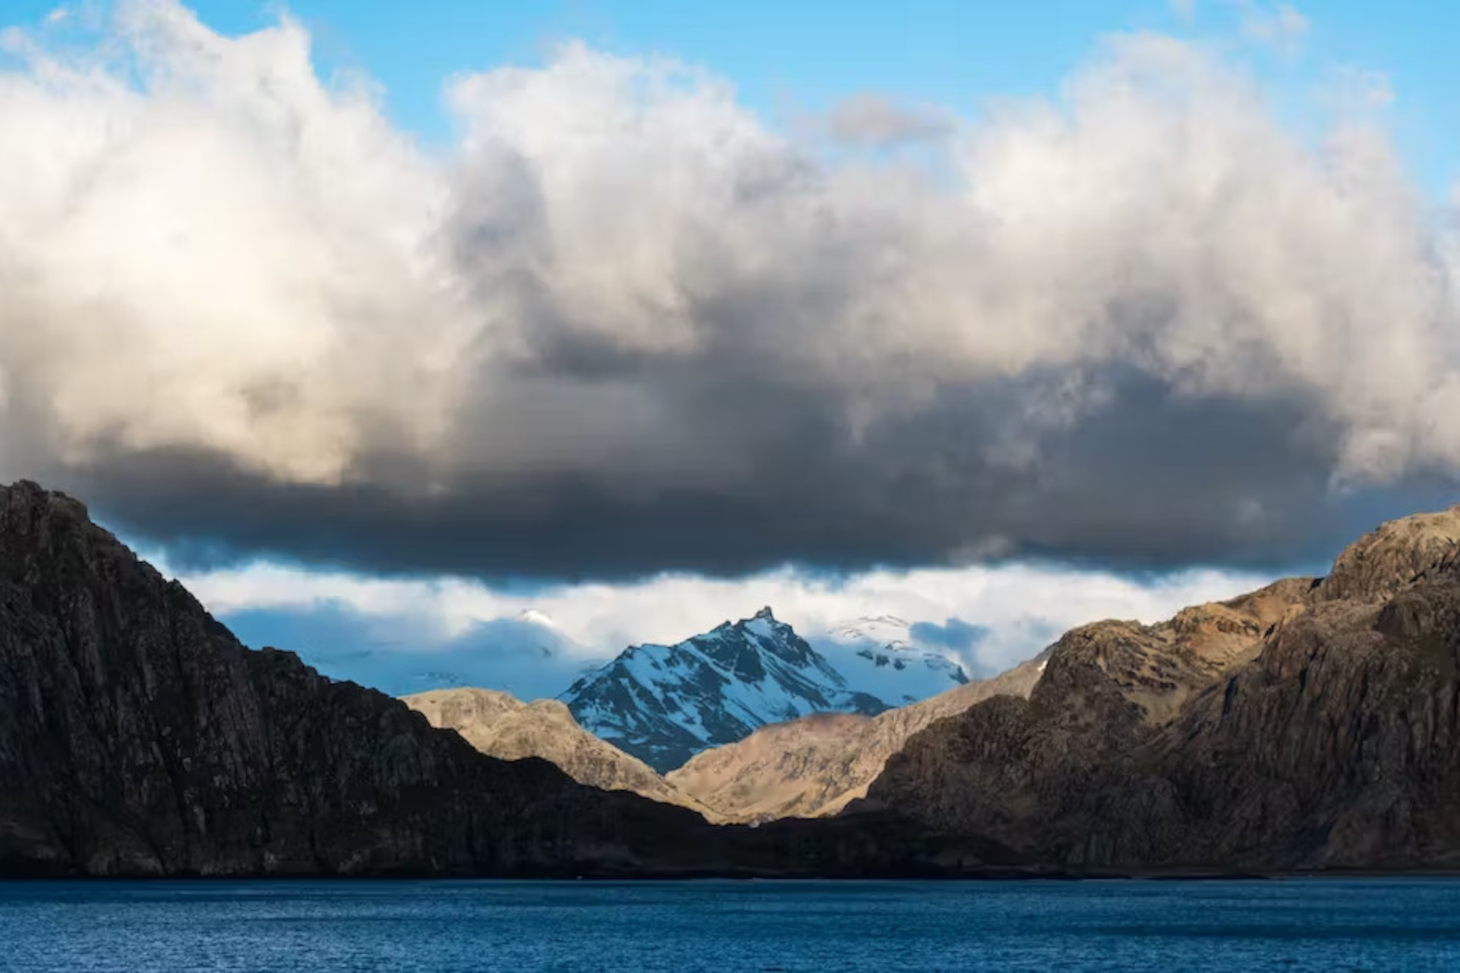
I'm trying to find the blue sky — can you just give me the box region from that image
[9,0,1456,192]
[2,0,1458,700]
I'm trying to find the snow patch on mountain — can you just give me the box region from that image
[560,607,887,772]
[816,614,971,705]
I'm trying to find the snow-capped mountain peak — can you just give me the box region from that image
[819,614,970,705]
[830,614,914,648]
[560,608,884,772]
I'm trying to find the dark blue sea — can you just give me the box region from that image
[3,878,1459,971]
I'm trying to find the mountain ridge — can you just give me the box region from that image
[860,507,1460,870]
[666,652,1048,822]
[401,686,715,818]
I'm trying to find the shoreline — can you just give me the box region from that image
[7,867,1460,882]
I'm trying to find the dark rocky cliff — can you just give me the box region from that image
[862,508,1460,871]
[0,481,719,876]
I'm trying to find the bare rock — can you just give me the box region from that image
[668,656,1046,822]
[1316,507,1460,603]
[402,687,715,818]
[863,508,1460,871]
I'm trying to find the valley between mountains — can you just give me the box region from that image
[5,478,1460,875]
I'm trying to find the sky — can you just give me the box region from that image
[0,0,1457,699]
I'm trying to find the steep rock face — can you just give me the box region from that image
[865,511,1460,870]
[668,655,1047,822]
[402,688,713,817]
[561,608,886,772]
[0,482,720,876]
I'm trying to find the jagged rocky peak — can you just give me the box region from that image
[703,605,822,673]
[1316,506,1460,604]
[5,479,76,515]
[2,480,122,574]
[561,607,886,773]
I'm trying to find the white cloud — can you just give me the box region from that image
[1240,2,1309,52]
[1,1,1457,581]
[0,1,1453,495]
[160,552,1275,680]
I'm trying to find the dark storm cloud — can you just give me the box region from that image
[1,7,1458,582]
[36,371,1459,581]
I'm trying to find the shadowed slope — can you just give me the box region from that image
[0,481,725,876]
[865,509,1460,870]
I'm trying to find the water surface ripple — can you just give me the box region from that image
[3,877,1458,971]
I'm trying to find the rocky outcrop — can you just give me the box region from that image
[863,509,1460,870]
[668,656,1047,822]
[1314,508,1460,603]
[402,687,714,818]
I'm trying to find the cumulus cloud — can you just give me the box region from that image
[1,1,1458,581]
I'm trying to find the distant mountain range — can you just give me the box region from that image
[550,610,975,774]
[12,477,1460,877]
[435,503,1460,873]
